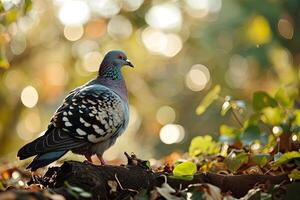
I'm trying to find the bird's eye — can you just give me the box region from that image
[118,55,124,59]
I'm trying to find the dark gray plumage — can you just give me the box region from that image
[18,50,133,171]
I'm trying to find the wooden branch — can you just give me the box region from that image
[38,153,288,199]
[0,153,289,200]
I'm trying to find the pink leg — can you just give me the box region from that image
[96,154,106,165]
[85,154,93,163]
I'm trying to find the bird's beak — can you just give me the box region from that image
[126,59,134,68]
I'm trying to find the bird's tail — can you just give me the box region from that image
[26,150,68,171]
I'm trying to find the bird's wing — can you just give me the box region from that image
[17,127,86,159]
[51,84,127,143]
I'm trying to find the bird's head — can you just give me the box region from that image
[99,50,133,80]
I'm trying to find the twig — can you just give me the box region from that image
[230,109,243,128]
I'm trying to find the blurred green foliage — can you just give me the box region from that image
[188,83,300,178]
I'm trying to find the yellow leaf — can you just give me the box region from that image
[196,85,221,115]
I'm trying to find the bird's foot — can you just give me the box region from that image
[97,154,106,165]
[84,155,93,164]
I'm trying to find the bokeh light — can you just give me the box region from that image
[247,15,271,45]
[85,19,106,39]
[122,0,144,11]
[108,15,132,39]
[4,70,24,91]
[278,18,294,39]
[10,33,26,55]
[146,3,182,31]
[44,63,68,86]
[225,55,249,89]
[141,28,182,57]
[185,0,222,18]
[58,0,90,25]
[185,64,210,91]
[64,25,84,41]
[20,86,39,108]
[88,0,120,18]
[24,111,41,134]
[82,51,103,72]
[156,106,176,125]
[160,124,185,144]
[72,40,99,58]
[272,126,283,136]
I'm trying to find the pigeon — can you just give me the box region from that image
[17,50,133,171]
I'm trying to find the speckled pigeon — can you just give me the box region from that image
[18,50,133,171]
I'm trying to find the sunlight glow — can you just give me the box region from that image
[21,86,39,108]
[185,0,222,18]
[146,3,182,31]
[58,0,90,25]
[160,124,185,144]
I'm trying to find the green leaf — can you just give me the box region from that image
[261,107,284,125]
[0,50,9,69]
[173,161,197,177]
[224,150,249,172]
[253,154,270,167]
[275,88,292,108]
[219,124,241,144]
[6,8,19,24]
[221,99,246,116]
[293,110,300,126]
[189,135,220,157]
[241,125,261,145]
[252,91,277,111]
[0,181,4,191]
[273,151,300,167]
[288,169,300,180]
[243,113,261,128]
[196,85,221,115]
[24,0,32,14]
